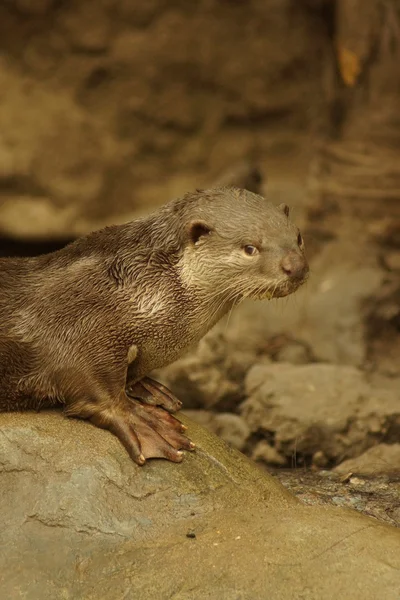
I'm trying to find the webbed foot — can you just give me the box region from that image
[126,376,182,413]
[103,398,194,465]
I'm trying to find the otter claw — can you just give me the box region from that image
[126,376,182,413]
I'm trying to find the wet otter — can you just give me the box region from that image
[0,187,308,465]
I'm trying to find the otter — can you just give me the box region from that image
[0,187,308,465]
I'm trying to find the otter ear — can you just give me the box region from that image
[187,220,212,245]
[278,203,290,217]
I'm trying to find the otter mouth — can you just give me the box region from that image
[249,275,308,301]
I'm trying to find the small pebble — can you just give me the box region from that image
[350,477,365,486]
[339,472,353,484]
[313,450,328,468]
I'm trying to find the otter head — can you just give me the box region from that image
[177,187,309,305]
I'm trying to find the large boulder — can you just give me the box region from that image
[1,411,399,599]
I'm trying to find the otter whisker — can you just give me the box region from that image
[224,296,241,332]
[205,285,243,326]
[205,281,250,327]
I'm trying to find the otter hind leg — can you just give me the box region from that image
[126,376,183,413]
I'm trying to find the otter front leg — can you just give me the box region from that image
[92,392,193,465]
[64,379,193,465]
[126,377,183,413]
[125,344,183,414]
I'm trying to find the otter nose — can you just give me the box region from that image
[280,251,309,281]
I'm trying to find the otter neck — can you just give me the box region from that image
[176,253,242,333]
[185,281,240,338]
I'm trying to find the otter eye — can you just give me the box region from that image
[244,245,259,257]
[297,232,303,247]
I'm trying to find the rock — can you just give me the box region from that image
[335,444,400,476]
[312,450,329,468]
[252,440,287,466]
[211,413,251,451]
[211,159,263,195]
[363,280,400,376]
[275,340,312,364]
[159,354,242,410]
[0,58,105,239]
[0,197,77,240]
[241,362,400,465]
[158,332,254,410]
[181,409,215,429]
[7,0,55,16]
[383,250,400,271]
[349,476,367,487]
[1,411,400,599]
[184,411,250,451]
[60,3,112,52]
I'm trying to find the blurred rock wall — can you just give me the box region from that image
[0,0,324,237]
[310,0,400,223]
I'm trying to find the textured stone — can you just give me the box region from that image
[159,331,254,410]
[335,444,400,477]
[183,410,250,450]
[1,411,400,599]
[253,440,287,466]
[241,362,400,465]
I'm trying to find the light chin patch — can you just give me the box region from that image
[273,279,304,298]
[253,280,292,300]
[251,291,274,301]
[250,284,281,301]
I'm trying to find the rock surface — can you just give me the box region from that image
[1,411,400,599]
[166,355,400,470]
[241,362,400,466]
[335,444,400,477]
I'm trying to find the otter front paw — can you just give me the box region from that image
[126,376,182,413]
[101,399,194,466]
